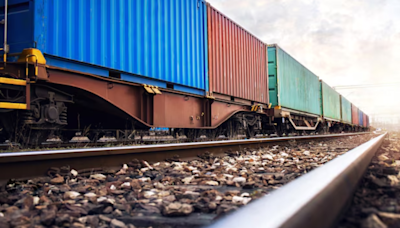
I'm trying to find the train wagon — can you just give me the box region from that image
[0,0,273,144]
[351,104,359,127]
[320,80,352,132]
[340,96,352,124]
[4,0,209,95]
[359,110,364,127]
[0,0,367,144]
[321,80,341,122]
[362,112,367,128]
[207,3,268,105]
[267,44,322,134]
[206,3,272,136]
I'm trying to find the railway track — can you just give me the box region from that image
[0,132,381,228]
[0,133,368,181]
[0,133,275,151]
[208,133,386,228]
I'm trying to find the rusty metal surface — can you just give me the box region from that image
[153,93,205,128]
[46,69,261,129]
[0,62,48,80]
[47,69,150,127]
[351,104,359,126]
[211,101,247,126]
[207,3,268,104]
[0,133,368,182]
[207,133,385,228]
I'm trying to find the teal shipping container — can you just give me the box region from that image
[268,44,321,115]
[321,81,341,121]
[340,96,352,124]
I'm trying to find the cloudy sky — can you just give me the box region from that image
[207,0,400,122]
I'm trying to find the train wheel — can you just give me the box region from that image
[19,129,51,146]
[185,129,198,141]
[275,124,283,137]
[246,125,256,139]
[226,121,237,139]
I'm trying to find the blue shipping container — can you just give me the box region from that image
[0,0,209,95]
[359,110,364,126]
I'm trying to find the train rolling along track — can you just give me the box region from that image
[0,132,385,228]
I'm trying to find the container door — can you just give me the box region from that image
[268,46,278,106]
[0,0,34,57]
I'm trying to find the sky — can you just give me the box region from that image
[207,0,400,122]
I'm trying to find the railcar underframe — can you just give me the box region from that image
[0,60,278,144]
[0,52,367,145]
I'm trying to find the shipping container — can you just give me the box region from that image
[321,81,341,121]
[207,4,268,103]
[340,96,352,124]
[340,96,351,124]
[351,104,359,125]
[363,113,367,127]
[0,0,209,95]
[359,110,364,127]
[268,45,321,115]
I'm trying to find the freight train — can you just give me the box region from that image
[0,0,369,145]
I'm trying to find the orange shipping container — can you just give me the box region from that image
[207,3,268,104]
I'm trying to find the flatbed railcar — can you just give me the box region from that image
[267,44,366,135]
[0,0,368,145]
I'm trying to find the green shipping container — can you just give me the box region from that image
[268,45,322,115]
[341,96,352,124]
[321,81,341,121]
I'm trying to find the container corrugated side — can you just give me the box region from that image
[363,113,367,127]
[268,45,321,115]
[351,104,359,125]
[340,96,352,124]
[1,0,209,95]
[321,81,341,121]
[207,4,268,103]
[0,0,33,54]
[359,110,364,126]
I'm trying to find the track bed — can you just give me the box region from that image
[0,134,373,228]
[338,132,400,228]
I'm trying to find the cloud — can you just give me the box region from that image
[207,0,400,119]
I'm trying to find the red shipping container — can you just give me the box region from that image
[351,104,359,125]
[207,3,268,104]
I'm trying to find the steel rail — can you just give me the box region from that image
[207,133,386,228]
[0,133,367,182]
